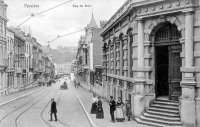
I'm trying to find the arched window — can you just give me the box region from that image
[127,28,133,77]
[155,22,181,43]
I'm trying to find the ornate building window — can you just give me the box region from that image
[127,30,133,77]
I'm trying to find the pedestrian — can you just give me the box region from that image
[90,93,98,114]
[109,96,116,123]
[116,97,125,122]
[50,98,57,121]
[125,100,132,121]
[96,96,104,119]
[77,82,80,88]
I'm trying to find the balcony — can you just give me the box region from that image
[15,68,22,74]
[0,59,8,67]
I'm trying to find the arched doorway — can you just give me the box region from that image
[154,22,182,101]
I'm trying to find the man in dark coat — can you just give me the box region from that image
[50,98,57,121]
[109,96,116,123]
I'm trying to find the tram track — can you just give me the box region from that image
[1,78,93,127]
[0,87,51,126]
[40,89,77,127]
[14,87,55,127]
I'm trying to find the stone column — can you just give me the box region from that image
[116,79,120,100]
[127,35,131,77]
[133,18,145,117]
[124,36,128,77]
[180,11,196,127]
[109,43,111,74]
[114,40,116,75]
[110,78,114,97]
[119,38,123,76]
[123,81,128,103]
[106,80,109,99]
[137,19,145,78]
[184,11,194,78]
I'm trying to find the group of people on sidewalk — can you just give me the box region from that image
[90,94,104,119]
[90,94,132,123]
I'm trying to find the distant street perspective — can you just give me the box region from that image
[1,0,200,127]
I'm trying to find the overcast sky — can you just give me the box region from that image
[5,0,125,49]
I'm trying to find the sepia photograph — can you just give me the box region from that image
[0,0,200,127]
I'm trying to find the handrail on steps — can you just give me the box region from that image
[140,87,154,101]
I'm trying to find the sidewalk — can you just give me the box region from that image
[74,86,150,127]
[0,85,43,105]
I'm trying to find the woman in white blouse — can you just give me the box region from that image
[90,93,98,114]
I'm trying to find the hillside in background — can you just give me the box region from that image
[43,46,77,63]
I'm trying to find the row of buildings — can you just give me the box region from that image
[0,1,55,96]
[74,0,200,127]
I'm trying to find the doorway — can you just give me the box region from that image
[155,45,169,97]
[154,22,182,101]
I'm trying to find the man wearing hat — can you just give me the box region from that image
[50,98,57,121]
[109,96,116,123]
[125,99,132,121]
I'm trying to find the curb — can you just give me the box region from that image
[0,87,43,106]
[71,82,98,127]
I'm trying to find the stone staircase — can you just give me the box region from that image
[135,98,182,127]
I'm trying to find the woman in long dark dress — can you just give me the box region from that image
[96,96,104,119]
[90,93,98,114]
[116,97,125,122]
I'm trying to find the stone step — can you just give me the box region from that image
[140,115,182,126]
[151,104,179,111]
[147,110,179,117]
[143,113,181,122]
[153,100,179,107]
[155,98,179,103]
[135,118,182,127]
[149,107,179,114]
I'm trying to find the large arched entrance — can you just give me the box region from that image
[154,22,182,101]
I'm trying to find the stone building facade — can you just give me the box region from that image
[14,31,25,91]
[0,0,7,95]
[74,15,105,95]
[7,28,15,93]
[101,0,200,126]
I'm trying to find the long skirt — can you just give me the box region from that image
[116,107,125,121]
[96,108,104,119]
[90,102,97,114]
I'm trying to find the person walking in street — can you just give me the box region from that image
[125,100,132,121]
[90,93,98,114]
[74,80,77,88]
[77,82,80,88]
[116,97,125,122]
[96,96,104,119]
[109,96,116,123]
[50,98,57,121]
